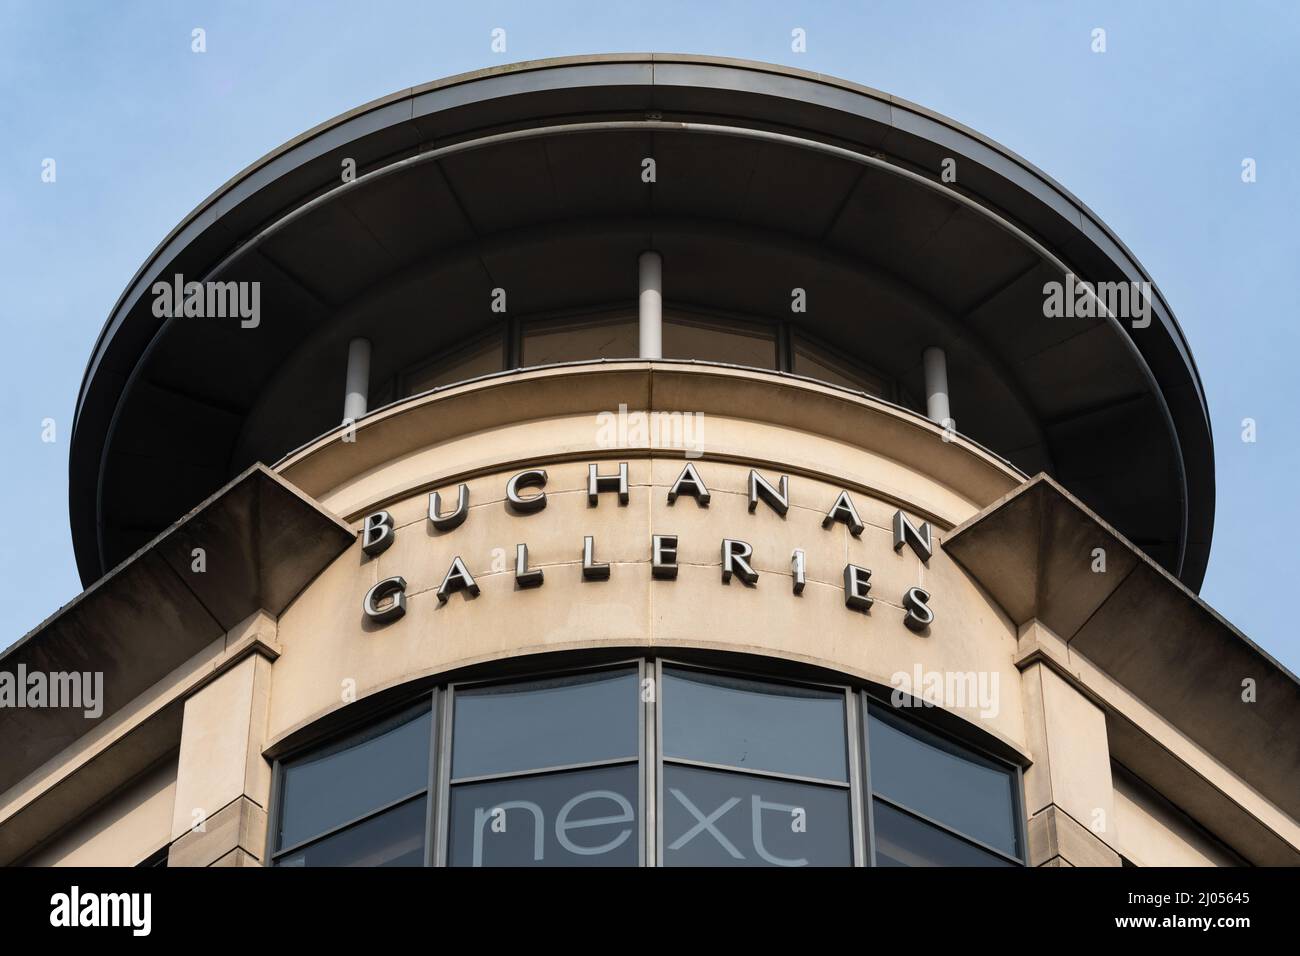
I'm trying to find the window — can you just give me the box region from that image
[447,667,641,867]
[402,332,504,397]
[792,332,889,398]
[270,660,1025,867]
[272,701,432,867]
[866,702,1023,865]
[520,314,638,366]
[387,310,911,406]
[871,800,1016,867]
[660,667,853,867]
[662,313,777,369]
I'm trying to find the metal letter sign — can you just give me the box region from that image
[365,464,937,632]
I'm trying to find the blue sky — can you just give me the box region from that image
[2,0,1297,671]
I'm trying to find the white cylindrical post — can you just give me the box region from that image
[343,337,371,423]
[923,346,951,427]
[638,250,663,360]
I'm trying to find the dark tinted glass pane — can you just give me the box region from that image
[521,316,638,365]
[663,764,852,867]
[404,333,504,395]
[868,706,1020,857]
[662,314,777,368]
[663,669,847,781]
[279,704,431,850]
[275,796,426,867]
[452,669,638,779]
[873,800,1015,867]
[792,336,888,397]
[448,764,638,867]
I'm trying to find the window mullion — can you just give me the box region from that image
[432,685,454,866]
[859,690,877,867]
[846,689,866,866]
[423,686,441,867]
[653,657,664,866]
[640,657,652,867]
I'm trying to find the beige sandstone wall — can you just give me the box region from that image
[269,366,1029,757]
[26,755,176,867]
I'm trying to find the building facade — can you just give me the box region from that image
[2,55,1296,867]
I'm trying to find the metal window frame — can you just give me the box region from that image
[432,684,453,866]
[423,686,443,867]
[654,658,664,867]
[267,653,1030,869]
[846,689,868,867]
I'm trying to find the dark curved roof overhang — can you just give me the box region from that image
[69,54,1214,589]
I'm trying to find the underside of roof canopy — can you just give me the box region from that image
[70,54,1214,589]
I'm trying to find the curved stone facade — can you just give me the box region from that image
[268,363,1026,752]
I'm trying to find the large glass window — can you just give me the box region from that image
[866,702,1023,865]
[447,667,641,867]
[272,701,432,867]
[270,661,1025,867]
[660,667,853,867]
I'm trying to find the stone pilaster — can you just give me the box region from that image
[1020,645,1121,867]
[167,612,277,866]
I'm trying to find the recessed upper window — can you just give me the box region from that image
[389,309,902,404]
[792,332,888,398]
[521,314,638,366]
[403,333,504,396]
[662,313,777,369]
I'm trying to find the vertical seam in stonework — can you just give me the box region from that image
[1034,664,1052,818]
[242,659,260,806]
[252,478,264,613]
[1033,485,1046,626]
